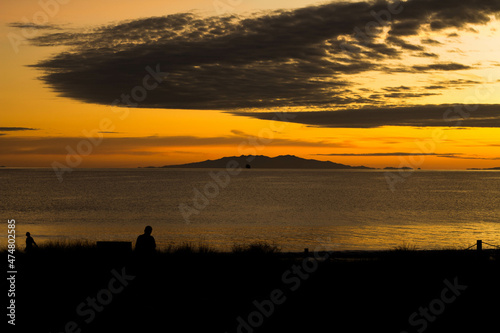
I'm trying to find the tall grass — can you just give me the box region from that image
[162,242,218,255]
[1,240,283,255]
[232,241,281,255]
[0,239,97,253]
[39,239,97,250]
[393,241,418,252]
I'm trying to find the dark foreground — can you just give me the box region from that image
[8,244,500,333]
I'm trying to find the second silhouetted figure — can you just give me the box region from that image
[25,232,38,252]
[135,225,156,255]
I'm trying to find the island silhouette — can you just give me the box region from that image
[147,155,374,169]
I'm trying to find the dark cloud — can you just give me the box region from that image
[316,152,461,157]
[14,0,500,111]
[421,38,442,45]
[417,52,439,58]
[386,36,424,51]
[388,19,422,36]
[232,104,500,128]
[445,79,482,85]
[318,152,500,162]
[412,63,472,71]
[382,86,411,92]
[430,79,483,88]
[439,155,500,160]
[8,22,61,30]
[0,127,38,132]
[383,92,439,98]
[377,85,442,97]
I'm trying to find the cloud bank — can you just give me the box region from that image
[0,134,348,156]
[232,104,500,128]
[16,0,500,113]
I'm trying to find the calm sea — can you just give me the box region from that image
[1,168,499,251]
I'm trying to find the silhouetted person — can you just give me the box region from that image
[135,226,156,255]
[25,232,37,252]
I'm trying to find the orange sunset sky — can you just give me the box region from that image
[1,0,500,169]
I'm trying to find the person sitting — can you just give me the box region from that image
[135,226,156,255]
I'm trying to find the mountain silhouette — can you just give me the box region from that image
[159,155,373,169]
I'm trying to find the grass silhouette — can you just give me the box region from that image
[4,240,499,333]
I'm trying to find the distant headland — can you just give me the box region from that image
[144,155,374,169]
[467,167,500,170]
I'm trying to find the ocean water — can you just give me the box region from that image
[1,168,499,251]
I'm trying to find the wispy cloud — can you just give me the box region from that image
[438,155,500,160]
[317,152,500,160]
[8,22,62,30]
[0,127,38,132]
[0,134,349,156]
[412,63,471,71]
[316,152,459,157]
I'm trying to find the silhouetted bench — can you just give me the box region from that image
[97,241,132,253]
